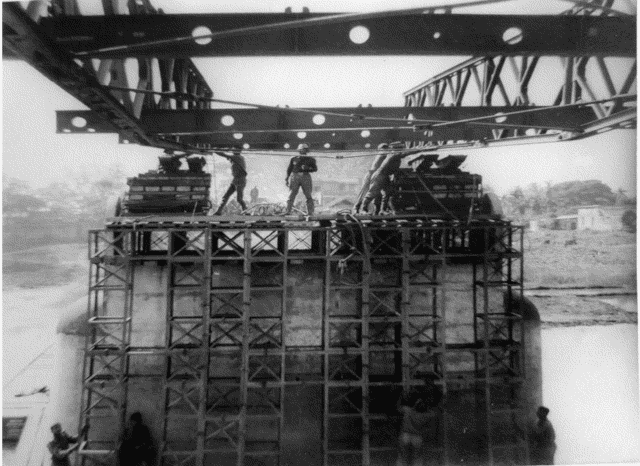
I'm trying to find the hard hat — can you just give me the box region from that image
[377,143,389,150]
[298,143,309,151]
[390,141,405,149]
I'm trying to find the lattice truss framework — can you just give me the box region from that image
[403,0,636,149]
[79,218,526,466]
[2,0,636,152]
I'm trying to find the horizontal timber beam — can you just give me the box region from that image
[41,13,635,58]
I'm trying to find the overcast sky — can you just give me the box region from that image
[2,0,637,198]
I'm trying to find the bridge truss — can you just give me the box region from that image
[2,0,636,154]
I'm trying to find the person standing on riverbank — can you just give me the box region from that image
[529,406,557,465]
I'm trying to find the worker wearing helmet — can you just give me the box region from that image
[354,143,390,212]
[285,144,317,215]
[360,142,422,214]
[213,149,248,215]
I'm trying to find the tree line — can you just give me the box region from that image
[497,179,635,220]
[3,168,127,251]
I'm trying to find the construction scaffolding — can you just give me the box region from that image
[78,216,527,466]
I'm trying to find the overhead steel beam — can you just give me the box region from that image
[57,106,597,133]
[2,2,210,153]
[56,105,599,150]
[40,13,635,58]
[402,0,637,149]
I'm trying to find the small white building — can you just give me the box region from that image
[577,205,631,231]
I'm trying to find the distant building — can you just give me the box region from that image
[577,205,633,231]
[313,178,361,206]
[553,214,578,230]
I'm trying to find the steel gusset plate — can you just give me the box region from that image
[41,14,635,58]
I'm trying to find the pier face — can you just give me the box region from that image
[80,218,529,466]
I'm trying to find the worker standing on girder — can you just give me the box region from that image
[354,143,391,212]
[360,142,421,215]
[285,144,317,215]
[214,149,248,215]
[529,406,557,465]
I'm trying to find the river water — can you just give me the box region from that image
[541,323,639,464]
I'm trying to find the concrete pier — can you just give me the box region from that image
[62,218,538,465]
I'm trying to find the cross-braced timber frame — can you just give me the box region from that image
[79,216,527,466]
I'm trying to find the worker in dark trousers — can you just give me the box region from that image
[285,144,317,215]
[48,424,79,466]
[214,150,247,215]
[360,143,422,214]
[529,406,557,465]
[354,143,390,212]
[396,391,432,466]
[118,412,154,466]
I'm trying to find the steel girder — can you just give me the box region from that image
[403,0,637,147]
[39,13,635,58]
[53,0,215,118]
[56,105,599,150]
[2,1,212,153]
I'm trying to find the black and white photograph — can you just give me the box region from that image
[2,1,638,465]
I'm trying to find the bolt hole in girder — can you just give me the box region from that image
[349,25,370,44]
[433,31,442,39]
[361,130,371,138]
[233,133,243,140]
[365,143,371,148]
[324,143,331,149]
[221,115,235,126]
[87,128,96,133]
[71,116,87,128]
[192,26,213,45]
[502,27,523,45]
[525,128,537,136]
[494,112,507,123]
[313,114,326,125]
[62,128,71,133]
[243,143,250,149]
[297,132,307,139]
[284,143,291,149]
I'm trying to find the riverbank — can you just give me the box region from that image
[2,239,636,331]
